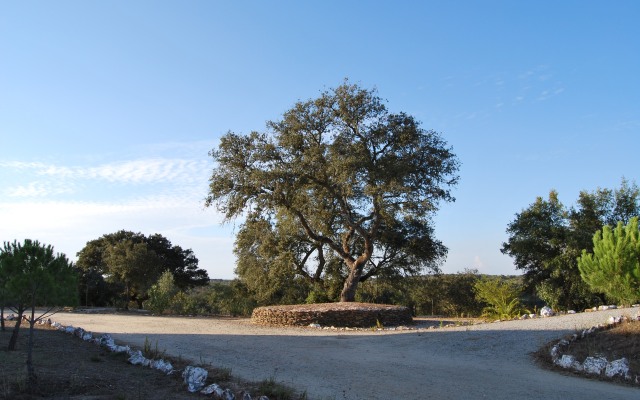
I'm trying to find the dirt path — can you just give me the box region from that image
[51,310,639,400]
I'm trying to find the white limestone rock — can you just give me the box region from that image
[608,315,622,325]
[201,383,224,396]
[605,358,630,379]
[128,350,151,367]
[151,359,174,375]
[583,356,608,375]
[183,366,208,393]
[555,355,582,371]
[540,306,554,317]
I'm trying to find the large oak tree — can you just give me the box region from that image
[206,82,459,302]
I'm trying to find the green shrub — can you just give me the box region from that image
[474,277,525,320]
[145,271,178,314]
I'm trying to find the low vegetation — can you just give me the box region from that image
[0,320,307,400]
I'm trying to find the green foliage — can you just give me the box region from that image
[144,280,257,317]
[534,249,597,310]
[145,271,179,314]
[1,240,78,311]
[578,217,640,305]
[0,239,78,382]
[502,179,639,311]
[474,277,525,320]
[407,270,483,317]
[206,81,459,302]
[76,230,209,308]
[356,278,411,307]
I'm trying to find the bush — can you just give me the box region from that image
[474,277,526,320]
[145,271,178,314]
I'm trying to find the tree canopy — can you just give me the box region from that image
[501,179,639,310]
[206,82,459,302]
[578,217,640,305]
[0,239,77,382]
[76,230,209,308]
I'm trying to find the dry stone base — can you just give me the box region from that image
[251,302,413,327]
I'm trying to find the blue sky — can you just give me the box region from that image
[1,1,638,279]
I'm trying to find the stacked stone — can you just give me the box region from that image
[251,303,412,327]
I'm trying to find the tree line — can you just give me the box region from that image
[0,231,210,383]
[502,178,639,311]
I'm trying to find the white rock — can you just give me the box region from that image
[151,359,173,374]
[555,355,582,371]
[81,332,93,341]
[608,315,622,325]
[128,350,151,367]
[110,344,130,353]
[201,383,224,396]
[540,306,554,317]
[98,333,115,348]
[183,366,208,393]
[583,356,608,375]
[567,310,576,314]
[605,358,630,379]
[550,345,560,360]
[308,323,321,328]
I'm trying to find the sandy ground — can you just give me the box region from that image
[51,309,639,400]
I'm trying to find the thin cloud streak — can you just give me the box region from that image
[1,158,209,185]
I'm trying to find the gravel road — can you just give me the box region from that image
[51,308,639,400]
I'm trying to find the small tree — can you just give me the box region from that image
[578,217,640,305]
[0,239,78,383]
[145,271,179,314]
[474,277,525,320]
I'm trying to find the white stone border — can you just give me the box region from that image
[549,314,640,384]
[36,319,270,400]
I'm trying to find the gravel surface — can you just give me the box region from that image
[51,308,640,400]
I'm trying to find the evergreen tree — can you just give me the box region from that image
[578,217,640,305]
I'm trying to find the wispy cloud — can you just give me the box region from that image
[1,158,210,185]
[6,181,75,197]
[516,65,565,103]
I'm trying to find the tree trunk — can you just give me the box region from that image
[8,308,24,351]
[340,265,363,302]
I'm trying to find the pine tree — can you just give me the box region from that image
[577,217,640,305]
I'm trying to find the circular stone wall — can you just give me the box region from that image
[251,302,412,327]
